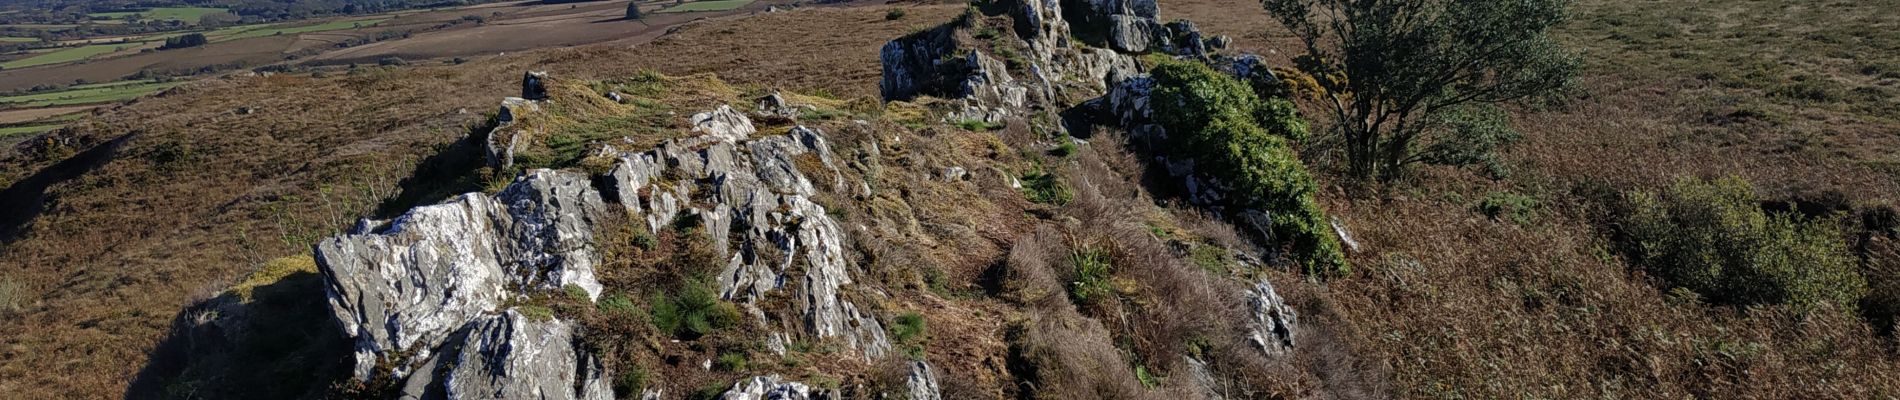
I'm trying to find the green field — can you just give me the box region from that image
[212,17,390,41]
[0,24,78,29]
[0,80,185,108]
[657,0,755,13]
[0,43,133,69]
[0,124,57,138]
[0,37,37,43]
[90,7,227,22]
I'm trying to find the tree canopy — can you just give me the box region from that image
[1261,0,1578,183]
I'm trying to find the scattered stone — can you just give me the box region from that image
[942,166,968,181]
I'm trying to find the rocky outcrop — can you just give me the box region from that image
[316,168,611,396]
[1246,278,1298,357]
[717,375,819,400]
[604,111,889,359]
[523,71,549,100]
[906,361,943,400]
[487,97,542,169]
[426,310,614,400]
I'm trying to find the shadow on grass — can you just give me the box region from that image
[0,134,132,243]
[372,118,495,219]
[123,270,352,400]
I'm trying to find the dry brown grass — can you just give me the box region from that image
[1156,0,1900,397]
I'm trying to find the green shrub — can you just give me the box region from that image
[563,284,591,302]
[1050,141,1077,158]
[1623,177,1867,312]
[1188,244,1231,275]
[518,305,555,321]
[1417,104,1523,175]
[892,312,927,343]
[715,351,748,372]
[1020,171,1073,205]
[650,279,742,340]
[598,292,640,316]
[613,365,647,397]
[1148,59,1346,276]
[1477,191,1539,225]
[1134,364,1160,389]
[891,311,928,358]
[1068,246,1116,304]
[885,8,906,20]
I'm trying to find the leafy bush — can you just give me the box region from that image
[1477,191,1539,225]
[1148,59,1347,275]
[650,279,741,340]
[885,8,906,20]
[1623,177,1867,312]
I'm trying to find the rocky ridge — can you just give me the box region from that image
[878,0,1301,363]
[311,0,1299,396]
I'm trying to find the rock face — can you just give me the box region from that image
[316,168,610,394]
[318,96,896,395]
[1246,278,1298,357]
[906,361,943,400]
[604,112,891,359]
[717,375,818,400]
[433,310,614,400]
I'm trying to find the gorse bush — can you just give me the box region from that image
[1623,177,1867,312]
[1148,59,1347,275]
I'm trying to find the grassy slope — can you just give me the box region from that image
[0,43,133,69]
[1169,0,1900,397]
[214,17,392,42]
[0,81,185,108]
[0,6,963,398]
